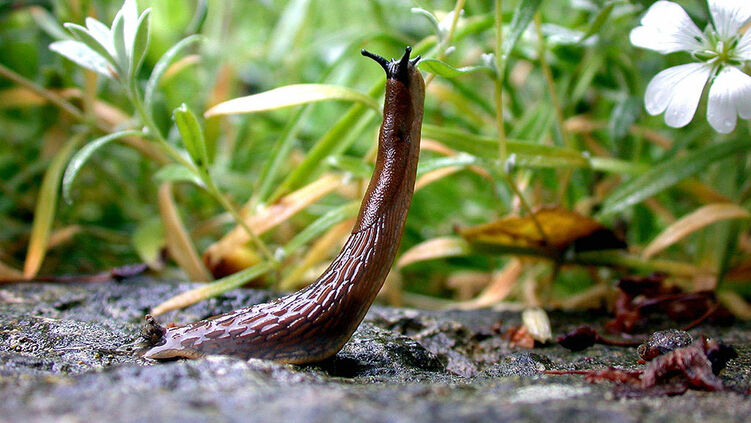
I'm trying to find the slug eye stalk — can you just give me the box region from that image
[361,46,420,85]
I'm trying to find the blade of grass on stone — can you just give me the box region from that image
[145,34,202,111]
[599,140,749,217]
[23,133,86,278]
[204,84,380,117]
[151,261,275,315]
[642,203,751,259]
[62,130,143,203]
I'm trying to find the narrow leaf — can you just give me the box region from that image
[63,23,118,67]
[50,40,115,78]
[501,0,544,62]
[23,134,86,278]
[145,35,202,111]
[111,11,128,75]
[174,103,210,169]
[204,84,380,117]
[62,130,143,203]
[153,163,205,187]
[642,203,751,259]
[418,58,491,78]
[130,9,151,77]
[599,140,749,217]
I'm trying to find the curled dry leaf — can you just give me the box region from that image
[458,206,625,254]
[642,203,751,259]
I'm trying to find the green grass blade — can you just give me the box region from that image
[23,133,86,278]
[204,84,380,117]
[599,140,750,217]
[62,130,143,204]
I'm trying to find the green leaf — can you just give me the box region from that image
[281,201,360,257]
[417,154,481,175]
[417,59,491,78]
[327,155,373,179]
[62,23,118,67]
[173,103,211,170]
[62,130,143,204]
[599,140,750,217]
[111,11,128,75]
[267,0,312,62]
[144,35,202,111]
[609,97,641,141]
[421,124,588,168]
[120,0,139,54]
[153,163,205,188]
[580,1,620,42]
[411,8,442,39]
[130,9,151,77]
[49,40,115,78]
[204,84,380,117]
[132,216,165,269]
[23,133,86,278]
[501,0,544,62]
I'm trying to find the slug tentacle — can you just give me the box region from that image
[139,47,425,364]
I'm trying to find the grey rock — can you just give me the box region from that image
[1,278,750,423]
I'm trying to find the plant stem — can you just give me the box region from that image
[127,84,277,265]
[494,0,507,164]
[424,0,466,87]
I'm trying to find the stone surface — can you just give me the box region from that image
[1,278,749,423]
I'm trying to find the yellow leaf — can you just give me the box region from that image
[642,203,751,259]
[459,207,623,252]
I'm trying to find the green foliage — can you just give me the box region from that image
[1,0,749,308]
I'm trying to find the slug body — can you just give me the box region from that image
[140,47,424,364]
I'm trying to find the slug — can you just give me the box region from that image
[139,47,424,364]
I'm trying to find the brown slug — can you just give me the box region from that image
[139,46,424,364]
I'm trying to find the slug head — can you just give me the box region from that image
[361,46,421,86]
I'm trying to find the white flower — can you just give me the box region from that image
[630,0,751,133]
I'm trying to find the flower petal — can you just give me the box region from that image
[630,1,705,54]
[707,66,751,133]
[734,28,751,60]
[709,0,751,40]
[645,63,712,128]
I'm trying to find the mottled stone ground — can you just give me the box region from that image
[1,279,749,423]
